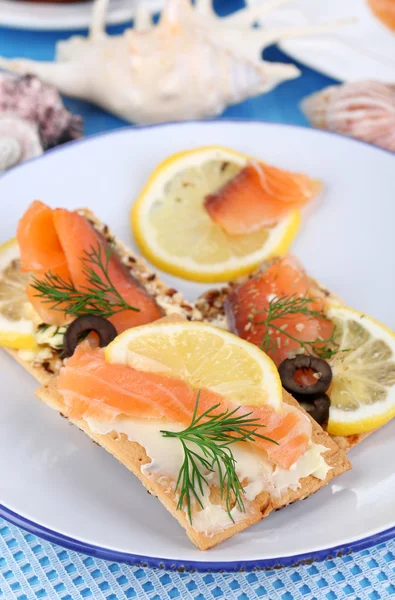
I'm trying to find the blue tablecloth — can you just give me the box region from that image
[0,517,394,600]
[1,13,394,600]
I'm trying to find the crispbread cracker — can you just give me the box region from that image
[35,380,350,550]
[331,432,373,451]
[194,266,375,451]
[4,211,351,550]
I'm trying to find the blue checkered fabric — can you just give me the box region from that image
[0,519,394,600]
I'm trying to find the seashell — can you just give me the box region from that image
[301,81,395,153]
[0,114,43,172]
[0,0,349,125]
[0,73,83,149]
[0,0,296,124]
[0,137,22,172]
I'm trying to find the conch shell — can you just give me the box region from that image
[301,81,395,153]
[0,0,345,125]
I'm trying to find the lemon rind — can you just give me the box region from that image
[0,238,38,350]
[327,304,395,436]
[131,146,301,283]
[105,321,283,411]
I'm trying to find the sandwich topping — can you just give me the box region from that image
[297,395,331,426]
[204,160,322,235]
[222,255,395,436]
[63,315,117,357]
[87,413,330,535]
[225,255,337,367]
[0,201,200,371]
[17,201,163,331]
[278,355,333,397]
[56,322,332,533]
[0,238,37,351]
[131,146,307,283]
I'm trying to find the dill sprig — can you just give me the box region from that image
[31,243,139,319]
[161,392,277,524]
[255,294,338,360]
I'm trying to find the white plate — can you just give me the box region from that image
[0,121,395,570]
[261,0,395,82]
[0,0,161,31]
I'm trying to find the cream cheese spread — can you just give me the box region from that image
[86,416,331,535]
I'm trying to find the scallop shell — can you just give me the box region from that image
[301,81,395,152]
[0,114,43,172]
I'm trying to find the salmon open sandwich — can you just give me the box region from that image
[0,201,350,550]
[1,200,200,382]
[36,318,350,550]
[197,255,395,451]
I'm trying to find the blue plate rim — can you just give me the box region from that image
[1,119,394,571]
[1,503,395,572]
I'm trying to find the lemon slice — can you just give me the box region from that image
[131,146,300,283]
[105,320,283,410]
[327,305,395,436]
[0,238,37,350]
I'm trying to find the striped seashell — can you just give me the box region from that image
[301,81,395,152]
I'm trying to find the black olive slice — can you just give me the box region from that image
[63,315,117,357]
[298,394,330,426]
[278,355,332,396]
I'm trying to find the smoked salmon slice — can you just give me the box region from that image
[18,201,69,275]
[17,201,71,325]
[225,256,334,366]
[204,162,322,235]
[57,343,312,470]
[17,201,163,331]
[52,209,163,332]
